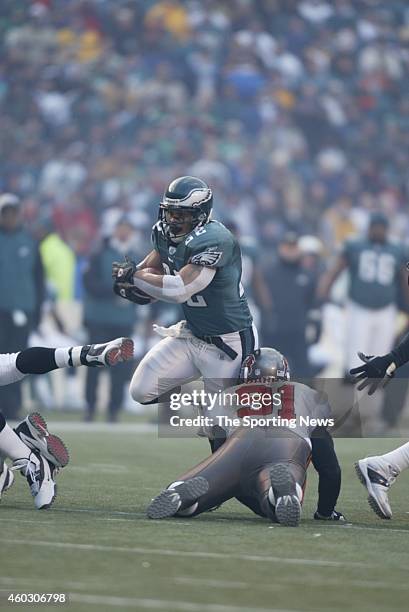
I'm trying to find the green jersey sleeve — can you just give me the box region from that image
[185,226,234,268]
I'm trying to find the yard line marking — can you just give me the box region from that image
[175,575,409,592]
[0,518,51,525]
[9,422,157,434]
[337,524,409,535]
[53,507,145,517]
[0,577,89,590]
[69,593,300,612]
[3,539,372,568]
[174,577,250,589]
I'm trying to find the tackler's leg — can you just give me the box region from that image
[238,429,311,527]
[147,428,253,519]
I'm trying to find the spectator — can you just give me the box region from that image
[263,232,316,377]
[0,194,44,418]
[82,216,138,422]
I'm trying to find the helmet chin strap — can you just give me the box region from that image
[162,207,211,244]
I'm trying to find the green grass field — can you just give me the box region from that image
[2,424,409,612]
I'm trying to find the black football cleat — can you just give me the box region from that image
[147,477,209,519]
[270,463,301,527]
[81,337,134,367]
[14,412,69,468]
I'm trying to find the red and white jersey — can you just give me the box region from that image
[0,353,26,387]
[212,380,332,441]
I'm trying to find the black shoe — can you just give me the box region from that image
[147,477,209,519]
[270,464,301,527]
[14,412,69,468]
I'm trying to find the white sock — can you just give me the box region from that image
[54,347,71,368]
[55,346,83,368]
[381,442,409,473]
[0,423,31,462]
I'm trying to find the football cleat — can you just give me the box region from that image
[314,510,346,521]
[12,452,57,509]
[270,463,301,527]
[81,337,134,367]
[147,477,209,519]
[355,457,399,519]
[14,412,69,468]
[0,459,14,500]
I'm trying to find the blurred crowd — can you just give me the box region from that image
[0,0,408,420]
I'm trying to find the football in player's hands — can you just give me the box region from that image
[114,266,163,305]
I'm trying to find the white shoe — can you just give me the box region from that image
[15,412,69,468]
[0,460,14,500]
[13,452,57,510]
[83,337,134,367]
[355,457,399,519]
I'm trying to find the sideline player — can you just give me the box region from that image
[0,337,133,508]
[147,348,344,527]
[112,176,257,442]
[319,212,407,376]
[350,332,409,519]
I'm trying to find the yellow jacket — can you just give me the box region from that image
[40,233,75,301]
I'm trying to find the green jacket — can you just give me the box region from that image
[0,227,44,316]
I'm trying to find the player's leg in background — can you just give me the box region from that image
[129,336,200,410]
[355,304,397,434]
[84,322,105,421]
[147,427,253,519]
[0,311,31,419]
[85,363,100,422]
[106,326,134,423]
[239,429,310,527]
[345,301,381,434]
[345,300,373,373]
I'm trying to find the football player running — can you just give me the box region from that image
[350,331,409,519]
[147,348,344,527]
[0,337,133,509]
[113,176,257,444]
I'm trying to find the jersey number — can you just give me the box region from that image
[358,251,395,285]
[236,384,296,419]
[185,227,207,245]
[186,294,207,307]
[163,261,208,307]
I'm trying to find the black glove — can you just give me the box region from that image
[314,510,346,521]
[113,281,152,305]
[112,256,137,283]
[349,352,396,396]
[112,256,151,305]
